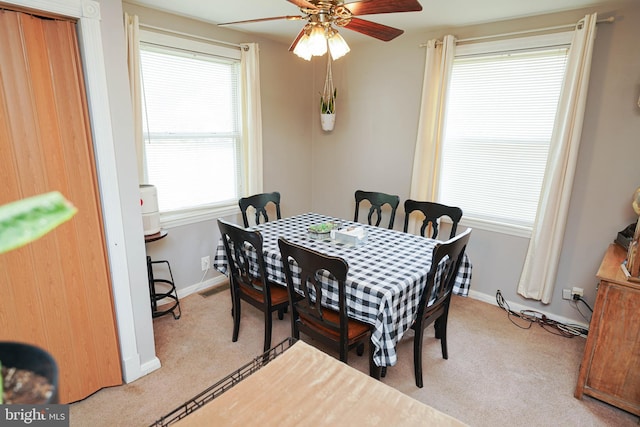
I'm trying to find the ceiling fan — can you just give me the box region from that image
[218,0,423,60]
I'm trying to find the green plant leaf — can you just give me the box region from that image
[0,191,77,254]
[320,87,337,114]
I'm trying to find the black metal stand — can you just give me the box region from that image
[145,229,181,320]
[147,256,181,319]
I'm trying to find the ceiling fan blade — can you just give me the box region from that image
[344,0,422,16]
[287,0,318,10]
[343,17,404,41]
[288,28,306,52]
[218,15,303,26]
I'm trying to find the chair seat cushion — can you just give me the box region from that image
[299,307,369,343]
[240,279,289,306]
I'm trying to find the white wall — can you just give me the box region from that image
[310,0,640,325]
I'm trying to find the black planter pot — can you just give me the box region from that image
[0,341,58,404]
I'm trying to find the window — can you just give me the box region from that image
[139,31,243,222]
[437,33,572,235]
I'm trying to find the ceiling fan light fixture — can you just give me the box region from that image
[327,30,350,60]
[308,24,328,56]
[223,0,423,59]
[293,33,313,60]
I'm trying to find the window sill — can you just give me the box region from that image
[460,217,532,238]
[159,204,239,229]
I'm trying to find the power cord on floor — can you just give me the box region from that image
[496,290,589,338]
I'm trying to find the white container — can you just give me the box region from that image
[332,226,367,247]
[140,184,160,235]
[321,113,335,131]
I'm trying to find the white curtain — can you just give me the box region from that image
[124,13,145,184]
[240,43,264,195]
[408,35,456,234]
[517,13,598,303]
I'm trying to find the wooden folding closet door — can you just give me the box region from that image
[0,10,122,402]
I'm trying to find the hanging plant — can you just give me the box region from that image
[321,87,337,114]
[320,55,337,131]
[320,55,336,114]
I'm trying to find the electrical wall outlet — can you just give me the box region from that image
[571,287,584,297]
[562,289,572,300]
[201,256,210,271]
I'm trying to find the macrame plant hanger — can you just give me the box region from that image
[320,54,336,131]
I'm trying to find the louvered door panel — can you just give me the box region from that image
[0,10,122,403]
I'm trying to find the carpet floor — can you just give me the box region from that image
[70,284,639,426]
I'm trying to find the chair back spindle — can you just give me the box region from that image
[239,191,282,228]
[403,200,463,239]
[354,190,400,229]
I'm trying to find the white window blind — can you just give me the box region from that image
[438,38,570,232]
[139,40,242,214]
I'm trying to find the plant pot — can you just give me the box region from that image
[0,341,58,404]
[321,113,336,131]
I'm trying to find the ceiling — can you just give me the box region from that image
[128,0,620,45]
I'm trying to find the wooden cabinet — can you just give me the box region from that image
[574,244,640,415]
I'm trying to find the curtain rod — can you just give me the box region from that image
[420,16,615,47]
[139,23,246,50]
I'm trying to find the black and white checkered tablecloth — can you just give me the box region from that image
[214,213,472,367]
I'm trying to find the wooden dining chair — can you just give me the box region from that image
[354,190,400,229]
[238,191,282,228]
[278,237,381,379]
[403,199,463,239]
[217,219,289,353]
[411,227,472,388]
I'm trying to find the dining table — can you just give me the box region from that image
[213,212,472,367]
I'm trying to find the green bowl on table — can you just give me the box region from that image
[308,222,336,240]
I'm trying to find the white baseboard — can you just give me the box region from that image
[121,352,160,384]
[139,356,162,378]
[161,280,589,331]
[177,275,228,299]
[120,353,142,383]
[154,275,228,307]
[467,289,590,331]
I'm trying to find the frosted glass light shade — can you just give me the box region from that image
[293,33,312,61]
[292,24,350,60]
[328,32,350,60]
[308,25,327,56]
